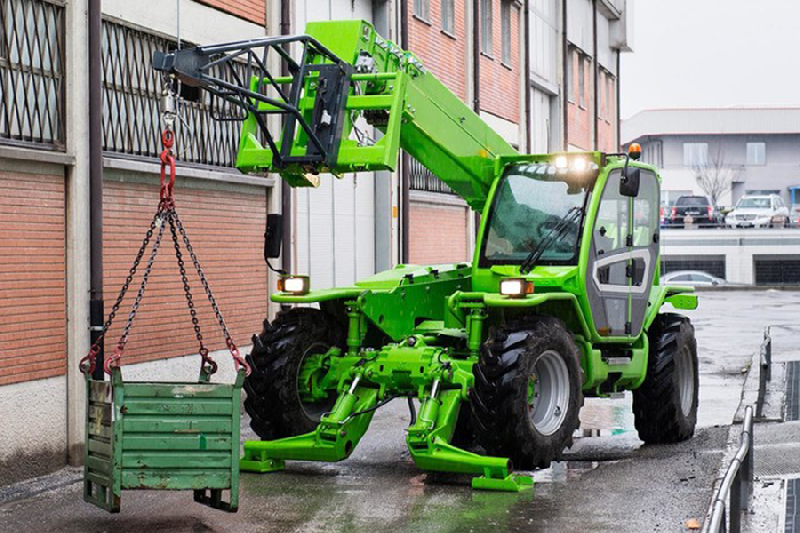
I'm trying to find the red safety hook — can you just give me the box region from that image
[159,129,176,208]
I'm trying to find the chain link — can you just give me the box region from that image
[104,208,168,373]
[80,210,162,374]
[81,117,248,376]
[167,209,218,374]
[172,211,249,373]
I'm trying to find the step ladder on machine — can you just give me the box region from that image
[79,83,249,513]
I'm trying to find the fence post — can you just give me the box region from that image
[729,468,741,533]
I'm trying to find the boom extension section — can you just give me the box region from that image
[153,20,517,210]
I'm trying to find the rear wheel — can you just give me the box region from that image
[471,317,584,469]
[633,313,698,444]
[244,308,345,440]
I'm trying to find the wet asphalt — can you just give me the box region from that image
[2,290,798,533]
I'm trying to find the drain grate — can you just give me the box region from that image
[787,362,800,422]
[786,478,799,532]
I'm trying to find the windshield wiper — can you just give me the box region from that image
[520,206,583,274]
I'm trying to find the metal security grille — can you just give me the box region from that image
[661,255,726,279]
[408,155,455,195]
[754,256,800,286]
[0,0,64,147]
[102,18,245,168]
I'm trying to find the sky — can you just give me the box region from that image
[620,0,800,119]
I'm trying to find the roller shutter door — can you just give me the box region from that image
[103,178,268,365]
[754,255,800,286]
[661,255,726,279]
[0,171,66,385]
[294,174,375,289]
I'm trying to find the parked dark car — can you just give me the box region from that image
[667,196,720,227]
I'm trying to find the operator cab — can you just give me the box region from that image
[477,149,661,340]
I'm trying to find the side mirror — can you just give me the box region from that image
[264,213,283,260]
[620,167,641,198]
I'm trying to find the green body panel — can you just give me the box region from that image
[83,369,244,513]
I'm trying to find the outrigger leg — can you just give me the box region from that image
[241,375,532,493]
[240,377,378,471]
[406,386,533,492]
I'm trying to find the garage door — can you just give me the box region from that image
[294,174,376,289]
[754,255,800,286]
[103,177,268,365]
[661,255,726,279]
[0,171,66,385]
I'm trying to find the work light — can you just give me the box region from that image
[499,278,534,298]
[278,275,310,295]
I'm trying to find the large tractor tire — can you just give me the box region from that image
[471,317,584,469]
[633,313,698,444]
[244,308,345,440]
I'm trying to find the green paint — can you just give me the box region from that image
[82,368,245,513]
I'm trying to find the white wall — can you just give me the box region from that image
[290,0,378,288]
[662,229,800,284]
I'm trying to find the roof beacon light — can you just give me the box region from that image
[628,143,642,160]
[554,156,569,169]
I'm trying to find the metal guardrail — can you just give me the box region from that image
[756,327,772,418]
[704,405,754,533]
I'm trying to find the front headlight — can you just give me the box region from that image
[278,275,310,295]
[499,278,534,298]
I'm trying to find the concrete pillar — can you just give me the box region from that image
[64,0,91,464]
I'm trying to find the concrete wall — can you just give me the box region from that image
[662,229,800,285]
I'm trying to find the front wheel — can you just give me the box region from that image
[633,313,698,444]
[244,308,345,440]
[471,317,584,469]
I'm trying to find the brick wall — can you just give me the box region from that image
[567,48,592,151]
[0,172,66,386]
[103,179,268,367]
[409,202,469,264]
[194,0,264,25]
[409,0,467,101]
[479,0,520,124]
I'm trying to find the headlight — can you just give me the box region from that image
[499,278,534,298]
[278,275,310,295]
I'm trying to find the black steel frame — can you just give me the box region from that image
[153,35,353,169]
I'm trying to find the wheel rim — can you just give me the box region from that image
[528,349,570,436]
[678,345,695,416]
[296,343,336,422]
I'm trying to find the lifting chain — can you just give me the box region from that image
[79,79,249,377]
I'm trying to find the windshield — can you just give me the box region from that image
[676,197,708,207]
[737,197,771,208]
[480,165,590,267]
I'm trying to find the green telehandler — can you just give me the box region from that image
[154,19,699,492]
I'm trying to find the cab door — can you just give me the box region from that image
[585,168,660,338]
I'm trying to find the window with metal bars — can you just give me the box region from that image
[413,0,430,22]
[480,0,493,56]
[408,155,455,195]
[101,18,245,168]
[0,0,64,148]
[441,0,455,35]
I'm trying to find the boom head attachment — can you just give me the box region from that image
[153,20,412,186]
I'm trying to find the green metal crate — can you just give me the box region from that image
[83,368,245,513]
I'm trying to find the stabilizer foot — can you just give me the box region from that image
[239,451,286,473]
[471,474,534,493]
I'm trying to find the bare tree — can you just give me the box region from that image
[691,147,739,207]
